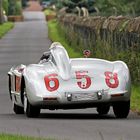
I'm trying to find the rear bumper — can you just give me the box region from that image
[29,90,130,109]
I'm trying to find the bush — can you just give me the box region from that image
[3,0,9,15]
[15,1,22,15]
[8,0,22,16]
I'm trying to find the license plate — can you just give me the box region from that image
[66,92,97,101]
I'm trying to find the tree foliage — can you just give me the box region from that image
[3,0,9,15]
[22,0,28,8]
[65,0,95,11]
[54,0,95,13]
[52,0,140,16]
[8,0,22,16]
[95,0,139,16]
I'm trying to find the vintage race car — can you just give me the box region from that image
[8,42,131,118]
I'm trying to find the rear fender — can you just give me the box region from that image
[109,61,131,99]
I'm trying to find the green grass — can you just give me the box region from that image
[0,22,14,38]
[44,9,56,16]
[131,85,140,113]
[48,20,82,58]
[0,134,55,140]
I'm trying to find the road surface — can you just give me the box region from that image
[0,12,140,140]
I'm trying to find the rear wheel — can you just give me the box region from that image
[97,105,110,115]
[13,103,24,114]
[24,94,40,118]
[113,101,130,118]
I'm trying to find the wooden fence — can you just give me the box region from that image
[58,14,140,83]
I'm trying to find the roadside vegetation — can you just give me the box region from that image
[48,19,82,58]
[0,134,55,140]
[0,22,14,38]
[131,85,140,113]
[44,9,56,16]
[47,0,140,16]
[48,19,140,113]
[3,0,24,16]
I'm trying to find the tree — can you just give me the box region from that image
[55,0,95,14]
[8,0,16,15]
[63,0,95,13]
[8,0,22,16]
[22,0,28,8]
[133,0,140,16]
[3,0,9,15]
[54,0,140,16]
[0,0,4,24]
[95,0,136,16]
[50,0,64,9]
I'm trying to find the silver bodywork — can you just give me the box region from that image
[8,42,131,111]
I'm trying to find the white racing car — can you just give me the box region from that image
[8,42,131,118]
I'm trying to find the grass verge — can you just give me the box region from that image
[48,19,140,113]
[48,19,82,58]
[0,22,14,38]
[0,133,55,140]
[131,85,140,113]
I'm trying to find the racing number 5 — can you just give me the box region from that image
[44,74,59,92]
[76,71,91,89]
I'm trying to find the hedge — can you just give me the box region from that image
[8,0,22,16]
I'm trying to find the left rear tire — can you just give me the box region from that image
[8,76,12,100]
[24,95,40,118]
[13,103,24,114]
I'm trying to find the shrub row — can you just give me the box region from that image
[58,14,140,83]
[3,0,22,16]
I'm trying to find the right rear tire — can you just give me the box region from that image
[113,101,130,118]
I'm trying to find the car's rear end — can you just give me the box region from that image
[8,42,131,118]
[23,42,131,118]
[53,59,131,106]
[24,58,131,108]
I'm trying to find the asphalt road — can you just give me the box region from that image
[0,12,140,140]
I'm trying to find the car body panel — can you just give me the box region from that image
[8,42,131,109]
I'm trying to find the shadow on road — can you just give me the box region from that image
[1,112,139,120]
[39,113,115,120]
[0,113,115,120]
